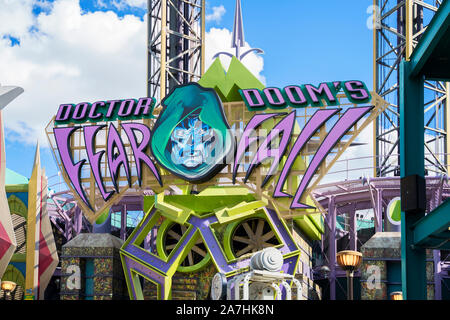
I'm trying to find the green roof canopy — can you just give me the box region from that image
[5,168,29,185]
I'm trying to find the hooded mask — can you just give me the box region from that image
[151,83,234,183]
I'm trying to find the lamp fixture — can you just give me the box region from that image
[390,291,403,300]
[336,250,363,300]
[1,281,16,299]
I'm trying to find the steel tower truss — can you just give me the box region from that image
[374,0,449,177]
[147,0,205,103]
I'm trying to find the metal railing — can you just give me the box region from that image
[322,153,449,183]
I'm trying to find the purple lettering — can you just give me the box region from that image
[84,125,113,201]
[273,109,340,197]
[244,112,296,187]
[232,113,279,183]
[290,106,373,209]
[122,123,162,187]
[72,102,89,120]
[333,81,342,90]
[263,87,285,107]
[241,89,266,110]
[53,127,91,209]
[89,101,104,120]
[107,123,131,192]
[134,98,155,117]
[344,81,370,101]
[305,83,337,105]
[118,99,135,117]
[284,86,307,106]
[55,104,73,122]
[106,100,121,118]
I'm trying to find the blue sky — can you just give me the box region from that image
[205,0,374,87]
[2,0,374,186]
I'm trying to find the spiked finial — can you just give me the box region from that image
[231,0,245,59]
[213,0,264,61]
[33,140,41,171]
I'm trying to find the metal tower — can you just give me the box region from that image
[373,0,449,177]
[147,0,205,102]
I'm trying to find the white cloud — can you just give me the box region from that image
[124,0,147,8]
[206,5,226,24]
[205,27,266,85]
[95,0,108,8]
[0,0,35,38]
[111,0,146,10]
[0,0,147,145]
[0,0,265,147]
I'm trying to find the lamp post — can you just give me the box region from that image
[1,281,16,300]
[319,265,331,300]
[336,250,362,300]
[390,291,403,300]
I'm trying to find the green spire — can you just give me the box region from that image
[198,56,264,102]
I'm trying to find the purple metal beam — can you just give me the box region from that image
[49,216,66,237]
[74,207,82,235]
[376,189,383,232]
[434,250,442,300]
[120,204,127,241]
[349,203,357,251]
[327,197,337,300]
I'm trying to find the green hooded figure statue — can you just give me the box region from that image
[150,83,234,183]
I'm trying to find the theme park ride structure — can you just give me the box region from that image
[373,0,449,177]
[397,0,450,299]
[43,0,393,300]
[311,174,450,300]
[39,1,450,300]
[47,189,91,242]
[46,69,388,300]
[147,0,205,104]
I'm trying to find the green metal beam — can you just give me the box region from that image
[413,199,450,248]
[399,0,450,301]
[400,60,427,300]
[409,0,450,79]
[415,232,450,250]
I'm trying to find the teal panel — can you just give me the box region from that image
[400,59,427,300]
[85,259,94,300]
[387,261,402,296]
[413,199,450,247]
[442,278,450,300]
[5,168,29,185]
[409,0,450,80]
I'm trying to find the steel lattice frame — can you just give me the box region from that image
[374,0,449,177]
[311,176,450,300]
[147,0,205,103]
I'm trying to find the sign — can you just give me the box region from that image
[240,81,371,111]
[54,97,156,124]
[50,80,375,214]
[151,83,234,183]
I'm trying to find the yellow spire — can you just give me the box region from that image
[32,140,41,175]
[25,141,43,300]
